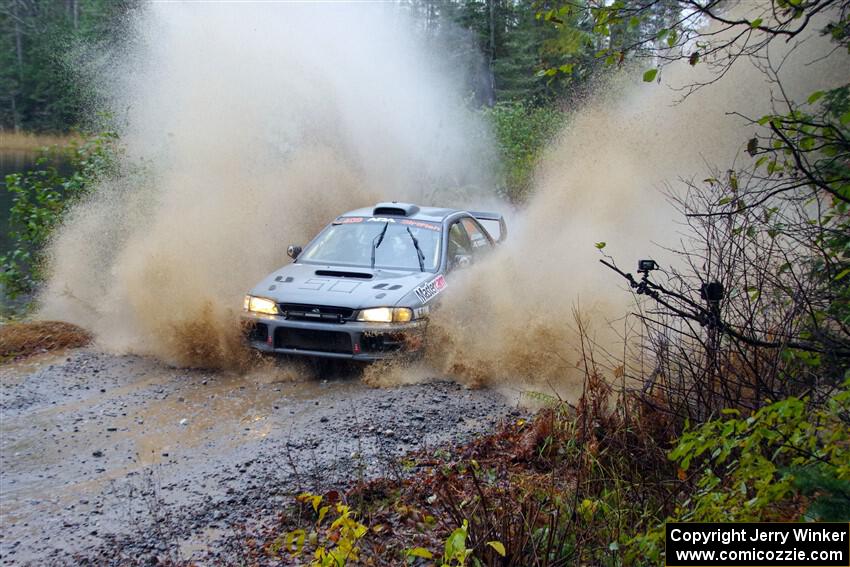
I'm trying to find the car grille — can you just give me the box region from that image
[278,303,354,323]
[274,328,353,354]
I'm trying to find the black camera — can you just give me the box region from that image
[638,259,657,273]
[700,281,725,302]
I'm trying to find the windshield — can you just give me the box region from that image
[299,217,442,271]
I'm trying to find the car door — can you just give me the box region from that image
[460,216,495,259]
[446,216,493,271]
[446,218,474,271]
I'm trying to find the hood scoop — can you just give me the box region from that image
[315,269,373,280]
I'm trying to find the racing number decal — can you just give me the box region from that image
[462,218,489,248]
[414,275,447,304]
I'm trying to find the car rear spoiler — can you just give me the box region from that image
[469,211,507,243]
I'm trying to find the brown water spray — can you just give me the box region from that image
[39,3,495,367]
[40,4,844,391]
[423,18,846,394]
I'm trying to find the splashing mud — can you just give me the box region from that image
[40,4,844,392]
[423,19,847,392]
[39,3,494,367]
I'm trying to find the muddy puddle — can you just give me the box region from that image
[0,348,513,565]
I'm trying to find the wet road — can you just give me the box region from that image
[0,349,514,565]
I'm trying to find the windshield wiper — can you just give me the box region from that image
[370,222,390,269]
[406,227,425,272]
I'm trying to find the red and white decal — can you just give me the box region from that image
[335,216,364,224]
[401,219,441,231]
[414,274,447,304]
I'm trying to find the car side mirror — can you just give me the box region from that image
[452,254,471,269]
[287,245,302,260]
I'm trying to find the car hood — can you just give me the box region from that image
[248,262,436,309]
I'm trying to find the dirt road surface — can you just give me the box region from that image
[0,349,515,565]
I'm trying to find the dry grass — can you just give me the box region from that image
[0,321,92,361]
[0,131,80,152]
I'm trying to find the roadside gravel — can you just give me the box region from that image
[0,349,514,566]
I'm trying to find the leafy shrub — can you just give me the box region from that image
[268,492,369,566]
[630,379,850,563]
[482,102,565,202]
[0,131,118,299]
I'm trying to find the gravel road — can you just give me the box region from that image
[0,348,515,565]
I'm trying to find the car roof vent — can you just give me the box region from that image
[372,202,420,217]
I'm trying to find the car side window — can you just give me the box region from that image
[461,217,493,256]
[447,221,473,270]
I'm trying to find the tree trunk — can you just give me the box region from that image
[12,0,24,130]
[64,0,78,28]
[10,94,20,132]
[13,0,24,84]
[487,0,496,106]
[70,0,78,28]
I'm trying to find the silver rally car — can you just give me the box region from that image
[243,202,506,361]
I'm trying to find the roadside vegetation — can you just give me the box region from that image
[0,131,117,299]
[0,320,90,361]
[246,364,848,565]
[484,102,565,202]
[1,0,848,565]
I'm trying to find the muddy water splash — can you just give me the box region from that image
[39,3,495,367]
[40,4,844,388]
[425,26,847,393]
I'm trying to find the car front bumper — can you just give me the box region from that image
[242,312,427,361]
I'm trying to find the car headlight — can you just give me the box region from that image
[357,307,413,323]
[244,295,279,315]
